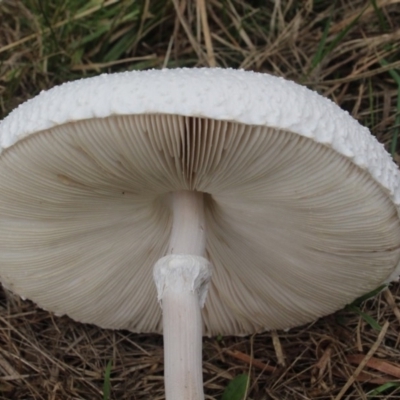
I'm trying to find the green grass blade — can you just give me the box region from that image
[71,24,112,49]
[309,3,367,74]
[323,9,365,57]
[367,382,400,398]
[369,0,388,32]
[222,374,249,400]
[309,7,334,73]
[37,0,63,53]
[341,286,385,331]
[345,304,382,331]
[103,360,112,400]
[350,285,386,307]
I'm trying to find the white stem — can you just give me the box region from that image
[153,191,210,400]
[168,191,206,255]
[154,255,211,400]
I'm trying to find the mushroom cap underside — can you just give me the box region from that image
[0,69,400,336]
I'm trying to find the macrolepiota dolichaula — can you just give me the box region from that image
[0,68,400,399]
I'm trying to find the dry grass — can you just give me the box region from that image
[1,0,400,398]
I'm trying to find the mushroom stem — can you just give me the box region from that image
[153,191,211,399]
[168,190,206,255]
[154,255,211,399]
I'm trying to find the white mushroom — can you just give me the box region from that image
[1,68,400,400]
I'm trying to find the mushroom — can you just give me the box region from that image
[0,68,400,399]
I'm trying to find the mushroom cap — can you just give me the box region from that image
[0,68,400,336]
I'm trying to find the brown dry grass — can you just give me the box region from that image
[1,0,400,399]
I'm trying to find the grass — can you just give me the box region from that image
[343,286,387,332]
[221,374,249,400]
[103,360,112,400]
[307,1,367,76]
[1,0,400,399]
[379,59,400,157]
